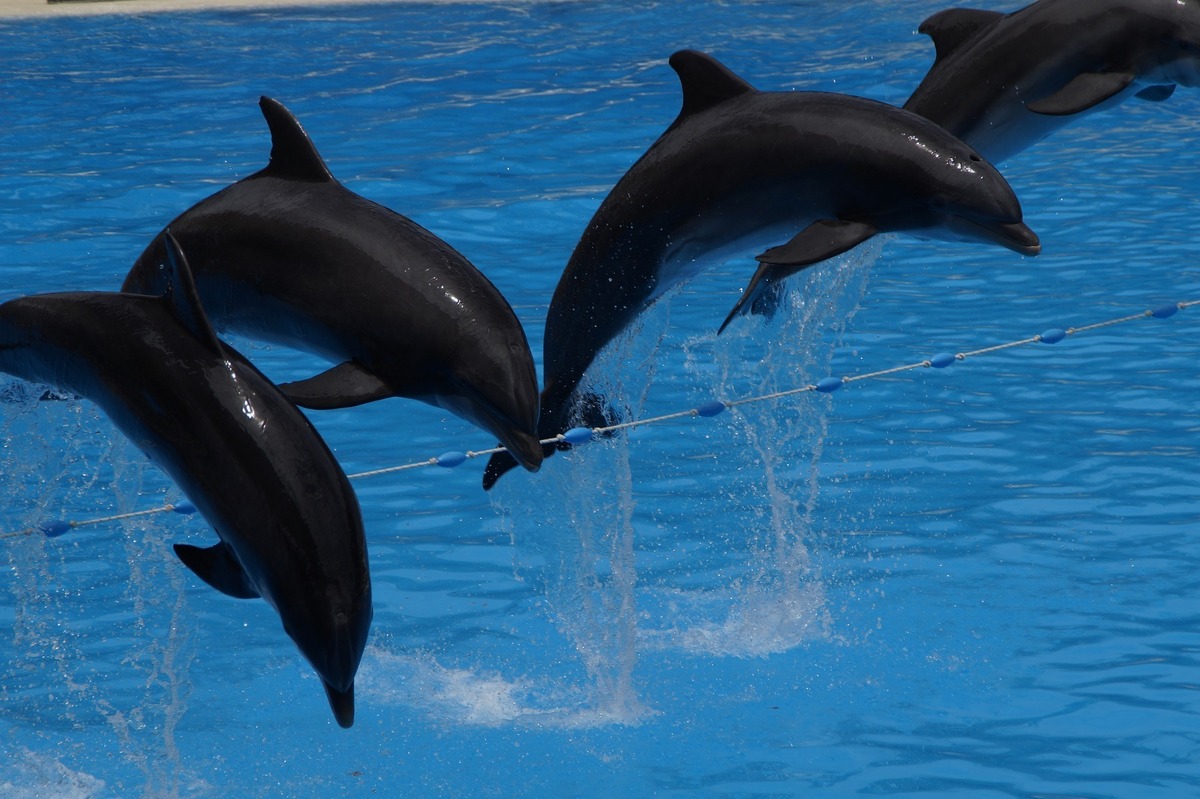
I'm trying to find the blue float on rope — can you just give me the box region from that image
[695,400,726,417]
[1152,303,1179,319]
[435,451,467,468]
[929,352,956,369]
[815,377,843,393]
[172,502,196,515]
[39,520,71,537]
[1039,328,1066,344]
[562,426,594,445]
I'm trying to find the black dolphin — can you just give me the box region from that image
[483,49,1039,487]
[122,97,543,473]
[904,0,1200,163]
[0,234,371,728]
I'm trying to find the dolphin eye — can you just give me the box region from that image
[968,153,983,162]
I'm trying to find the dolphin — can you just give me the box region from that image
[482,49,1039,488]
[903,0,1200,163]
[0,234,371,728]
[121,97,543,473]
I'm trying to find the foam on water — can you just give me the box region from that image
[0,749,106,799]
[361,647,656,729]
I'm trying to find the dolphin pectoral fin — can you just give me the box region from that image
[173,542,261,600]
[1135,84,1176,103]
[756,219,877,267]
[918,8,1004,66]
[1026,71,1136,115]
[279,362,394,410]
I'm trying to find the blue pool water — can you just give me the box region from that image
[2,1,1200,796]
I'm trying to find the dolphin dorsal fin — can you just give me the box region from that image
[258,96,335,182]
[918,8,1004,66]
[160,231,225,356]
[668,50,756,122]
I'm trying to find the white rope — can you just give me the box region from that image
[4,300,1191,538]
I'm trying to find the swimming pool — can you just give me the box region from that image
[2,1,1199,796]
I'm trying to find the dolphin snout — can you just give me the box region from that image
[471,397,544,472]
[990,221,1041,256]
[943,211,1041,257]
[323,678,356,729]
[316,610,363,728]
[452,353,544,472]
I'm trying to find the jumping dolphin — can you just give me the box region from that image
[0,234,371,728]
[904,0,1200,163]
[121,97,543,473]
[482,49,1039,488]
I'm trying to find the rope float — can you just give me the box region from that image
[3,300,1193,539]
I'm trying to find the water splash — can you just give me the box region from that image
[490,243,878,722]
[0,395,202,798]
[490,295,674,725]
[361,647,649,729]
[0,748,106,799]
[636,242,879,657]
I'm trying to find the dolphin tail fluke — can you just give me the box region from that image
[322,679,355,729]
[482,449,520,490]
[720,218,877,333]
[749,279,789,320]
[719,263,780,334]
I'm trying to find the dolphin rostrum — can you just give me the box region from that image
[483,49,1039,487]
[904,0,1200,163]
[1,233,371,728]
[122,97,543,473]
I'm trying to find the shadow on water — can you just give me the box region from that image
[489,240,881,724]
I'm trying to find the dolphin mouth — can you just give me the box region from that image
[491,422,545,472]
[953,216,1041,256]
[445,385,544,473]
